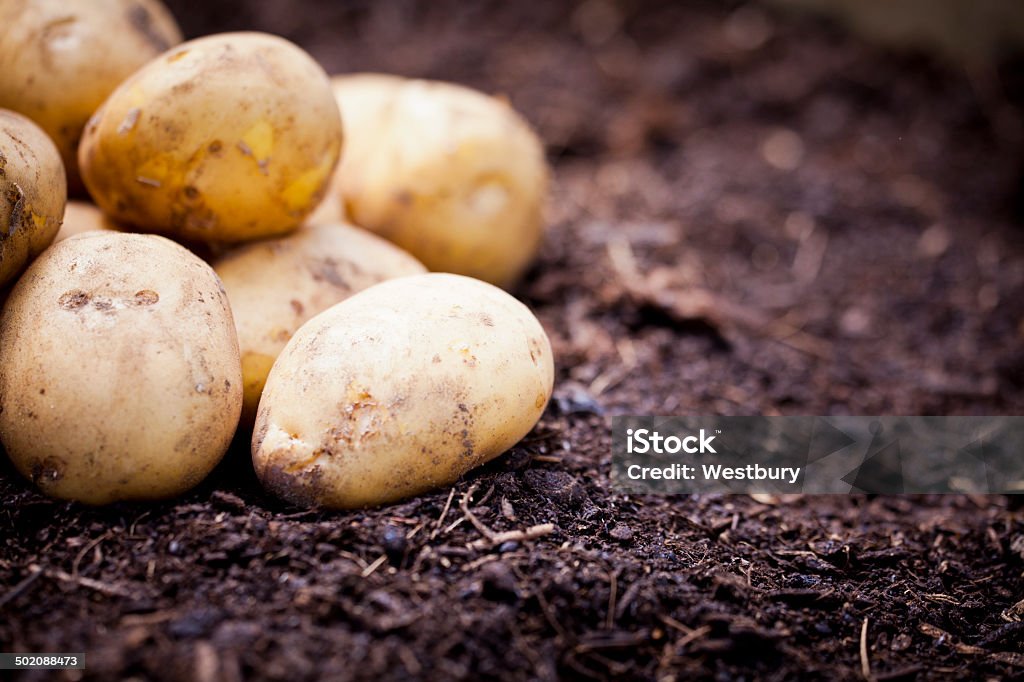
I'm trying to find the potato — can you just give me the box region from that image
[79,32,342,245]
[332,75,548,288]
[0,232,242,504]
[0,0,182,193]
[0,110,66,287]
[213,221,426,424]
[54,200,117,242]
[253,273,554,509]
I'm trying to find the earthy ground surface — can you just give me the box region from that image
[3,1,1024,680]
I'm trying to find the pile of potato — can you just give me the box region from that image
[0,0,553,508]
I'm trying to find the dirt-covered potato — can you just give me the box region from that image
[0,232,242,504]
[54,200,117,242]
[79,32,342,245]
[332,75,548,288]
[0,110,66,287]
[213,221,426,424]
[253,273,554,509]
[0,0,182,193]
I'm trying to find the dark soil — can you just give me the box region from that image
[3,1,1024,680]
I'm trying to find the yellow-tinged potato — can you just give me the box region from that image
[253,273,554,509]
[0,0,182,193]
[54,200,117,242]
[0,232,242,504]
[213,221,426,425]
[332,74,548,288]
[79,32,342,245]
[0,110,66,287]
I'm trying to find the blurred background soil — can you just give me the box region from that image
[2,1,1024,680]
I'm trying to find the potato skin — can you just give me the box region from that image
[0,232,242,504]
[252,273,554,509]
[54,200,117,242]
[213,221,426,425]
[79,32,342,244]
[0,0,182,193]
[0,110,66,287]
[332,75,548,288]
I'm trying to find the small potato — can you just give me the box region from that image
[0,0,182,193]
[54,200,118,242]
[0,110,66,287]
[79,32,342,244]
[253,273,554,509]
[332,75,548,288]
[213,222,426,424]
[0,232,242,504]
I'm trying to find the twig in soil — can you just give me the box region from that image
[72,531,113,578]
[1001,597,1024,622]
[577,650,631,677]
[442,516,466,534]
[336,550,369,571]
[128,511,151,537]
[0,566,43,609]
[860,617,872,681]
[589,365,631,398]
[360,554,387,578]
[461,554,501,572]
[657,615,712,649]
[675,625,711,649]
[459,483,496,540]
[47,568,135,598]
[405,522,425,542]
[658,614,696,634]
[429,487,457,540]
[456,483,555,549]
[467,524,554,551]
[924,630,1024,669]
[918,623,987,655]
[605,569,618,630]
[532,455,563,463]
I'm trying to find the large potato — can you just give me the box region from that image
[0,110,66,287]
[0,0,182,193]
[54,200,117,242]
[213,221,426,424]
[332,75,548,288]
[79,32,342,245]
[0,232,242,504]
[253,273,554,509]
